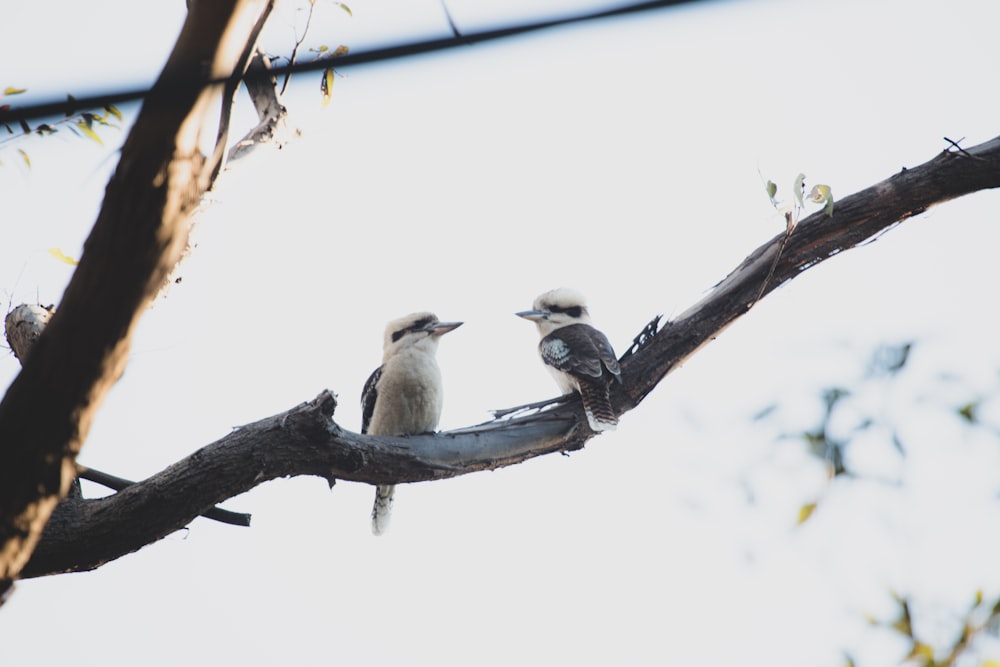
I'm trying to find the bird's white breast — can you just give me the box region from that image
[368,347,444,436]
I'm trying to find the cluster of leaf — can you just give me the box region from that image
[1,87,121,167]
[766,172,835,232]
[273,0,353,107]
[758,342,1000,665]
[854,591,1000,667]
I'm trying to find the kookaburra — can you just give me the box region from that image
[361,312,462,535]
[517,288,622,432]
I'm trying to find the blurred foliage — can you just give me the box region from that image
[1,87,121,167]
[868,590,1000,667]
[758,341,1000,667]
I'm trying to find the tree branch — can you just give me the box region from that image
[21,136,1000,579]
[0,0,273,585]
[613,136,1000,410]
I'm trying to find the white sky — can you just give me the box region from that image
[3,0,1000,665]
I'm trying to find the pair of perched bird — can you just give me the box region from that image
[362,287,622,535]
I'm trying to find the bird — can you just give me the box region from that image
[361,311,462,535]
[516,287,622,432]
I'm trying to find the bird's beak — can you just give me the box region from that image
[428,321,463,336]
[515,309,549,322]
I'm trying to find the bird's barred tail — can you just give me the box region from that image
[371,484,395,535]
[579,381,618,432]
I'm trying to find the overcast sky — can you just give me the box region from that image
[3,1,1000,665]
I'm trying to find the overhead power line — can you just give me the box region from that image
[0,0,698,127]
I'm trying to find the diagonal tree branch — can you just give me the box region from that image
[0,0,274,588]
[21,135,1000,579]
[614,135,1000,410]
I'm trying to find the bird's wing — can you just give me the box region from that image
[541,323,621,381]
[360,365,383,434]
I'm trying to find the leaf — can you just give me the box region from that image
[906,641,934,661]
[793,173,806,209]
[335,2,353,16]
[19,118,30,134]
[321,67,334,108]
[105,105,122,121]
[48,248,79,266]
[809,183,835,216]
[332,44,350,57]
[766,179,777,202]
[3,86,27,95]
[75,118,103,145]
[957,401,978,424]
[17,148,30,168]
[797,501,817,525]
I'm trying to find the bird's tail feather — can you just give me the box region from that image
[371,484,395,536]
[579,381,618,432]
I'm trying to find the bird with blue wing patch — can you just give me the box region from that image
[517,288,622,431]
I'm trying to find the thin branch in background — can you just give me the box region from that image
[440,0,462,38]
[281,0,318,96]
[76,465,251,527]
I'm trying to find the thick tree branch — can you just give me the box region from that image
[613,136,1000,410]
[0,0,272,585]
[22,136,1000,578]
[23,391,579,577]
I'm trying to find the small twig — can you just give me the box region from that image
[281,0,318,95]
[749,223,794,310]
[76,465,251,527]
[943,136,984,160]
[440,1,462,38]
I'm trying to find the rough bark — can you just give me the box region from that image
[0,0,273,585]
[21,135,1000,578]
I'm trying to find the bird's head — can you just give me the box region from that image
[383,311,462,358]
[516,287,593,336]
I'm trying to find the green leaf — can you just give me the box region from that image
[905,641,934,661]
[321,67,334,108]
[3,86,27,96]
[17,148,30,168]
[75,118,103,145]
[793,173,806,209]
[958,401,978,424]
[797,501,817,525]
[808,183,835,216]
[766,179,777,201]
[336,2,353,16]
[105,105,122,121]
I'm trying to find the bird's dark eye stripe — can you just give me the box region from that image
[548,305,583,318]
[391,317,437,342]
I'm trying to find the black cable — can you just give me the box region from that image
[0,0,700,127]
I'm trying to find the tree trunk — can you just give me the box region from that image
[0,0,272,587]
